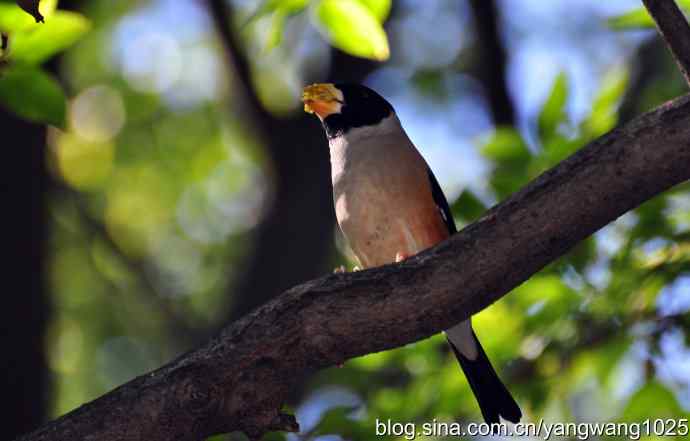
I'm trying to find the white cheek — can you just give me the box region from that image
[335,194,349,221]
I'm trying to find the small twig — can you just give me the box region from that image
[642,0,690,86]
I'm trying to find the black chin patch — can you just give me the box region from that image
[322,84,393,139]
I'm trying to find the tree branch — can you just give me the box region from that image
[642,0,690,86]
[468,0,515,126]
[15,90,690,440]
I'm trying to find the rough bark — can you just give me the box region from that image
[15,90,690,441]
[642,0,690,86]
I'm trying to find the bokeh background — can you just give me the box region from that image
[2,0,690,440]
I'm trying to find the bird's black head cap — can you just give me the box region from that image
[323,84,394,139]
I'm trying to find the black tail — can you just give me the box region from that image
[447,333,521,424]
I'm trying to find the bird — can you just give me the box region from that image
[301,83,521,424]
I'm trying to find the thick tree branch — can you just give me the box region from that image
[642,0,690,86]
[16,91,690,440]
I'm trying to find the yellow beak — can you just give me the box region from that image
[302,83,344,119]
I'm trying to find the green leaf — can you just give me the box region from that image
[313,0,390,61]
[608,8,654,29]
[538,72,568,143]
[608,0,690,29]
[511,275,577,331]
[243,0,308,33]
[313,405,356,433]
[480,127,530,163]
[357,0,391,22]
[260,0,309,15]
[312,405,366,439]
[451,190,487,223]
[0,0,56,32]
[582,66,628,138]
[621,381,683,421]
[262,431,287,441]
[533,133,580,171]
[15,0,43,22]
[265,8,287,51]
[0,64,66,126]
[480,127,532,198]
[591,337,631,385]
[9,10,90,65]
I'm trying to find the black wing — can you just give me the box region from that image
[427,167,457,235]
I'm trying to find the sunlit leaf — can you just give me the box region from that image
[313,0,390,61]
[511,274,577,332]
[16,0,43,22]
[473,301,523,360]
[480,127,529,162]
[258,0,309,16]
[582,66,628,138]
[351,350,392,371]
[10,10,90,65]
[244,0,308,46]
[538,72,568,143]
[0,64,65,126]
[265,8,287,51]
[608,8,655,29]
[0,0,56,32]
[608,0,690,29]
[357,0,391,22]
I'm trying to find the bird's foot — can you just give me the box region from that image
[395,252,409,263]
[333,265,361,273]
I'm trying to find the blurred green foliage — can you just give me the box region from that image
[0,0,90,125]
[0,64,65,125]
[251,0,390,59]
[5,0,690,440]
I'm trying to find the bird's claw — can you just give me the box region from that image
[333,265,360,273]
